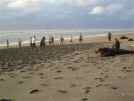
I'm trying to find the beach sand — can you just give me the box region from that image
[0,33,134,101]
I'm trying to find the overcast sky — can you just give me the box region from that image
[0,0,134,30]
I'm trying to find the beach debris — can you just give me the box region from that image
[58,89,68,94]
[30,89,40,94]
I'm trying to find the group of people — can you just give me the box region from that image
[29,34,83,48]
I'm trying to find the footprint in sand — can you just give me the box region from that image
[67,66,78,71]
[18,81,24,85]
[81,97,88,101]
[29,89,41,94]
[40,83,48,87]
[0,98,13,101]
[40,76,44,79]
[70,83,77,88]
[56,70,62,73]
[94,77,105,82]
[22,76,32,79]
[20,70,26,73]
[8,73,17,78]
[0,78,5,82]
[121,66,134,73]
[58,89,68,94]
[96,84,103,87]
[38,73,44,76]
[53,76,63,80]
[83,86,92,94]
[110,86,118,90]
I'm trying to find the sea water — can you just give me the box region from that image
[0,29,133,47]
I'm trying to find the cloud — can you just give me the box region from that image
[0,0,134,29]
[89,4,124,15]
[7,0,42,13]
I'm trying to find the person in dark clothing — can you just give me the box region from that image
[40,36,46,48]
[70,35,73,43]
[51,36,54,44]
[79,33,83,43]
[6,39,9,48]
[113,38,120,53]
[60,36,64,44]
[18,39,22,48]
[108,32,112,41]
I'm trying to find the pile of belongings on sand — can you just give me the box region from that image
[96,47,134,57]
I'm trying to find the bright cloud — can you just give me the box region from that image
[0,0,134,29]
[89,4,124,15]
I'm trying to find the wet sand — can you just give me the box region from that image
[0,33,134,101]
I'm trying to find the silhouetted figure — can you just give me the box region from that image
[40,36,46,48]
[70,35,73,43]
[6,39,9,48]
[33,35,36,47]
[79,33,83,43]
[30,37,32,47]
[108,32,112,41]
[51,36,54,44]
[30,35,36,48]
[113,38,120,53]
[60,36,64,44]
[18,39,22,48]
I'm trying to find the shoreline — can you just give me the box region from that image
[0,32,132,48]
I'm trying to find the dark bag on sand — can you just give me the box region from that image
[96,47,134,57]
[96,48,116,57]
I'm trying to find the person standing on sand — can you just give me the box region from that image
[51,36,54,44]
[40,36,46,48]
[30,37,32,47]
[113,38,120,53]
[31,35,36,47]
[108,32,112,41]
[79,33,83,43]
[6,39,9,48]
[60,36,64,44]
[70,35,73,43]
[18,39,22,48]
[30,35,36,48]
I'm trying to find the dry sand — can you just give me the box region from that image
[0,33,134,101]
